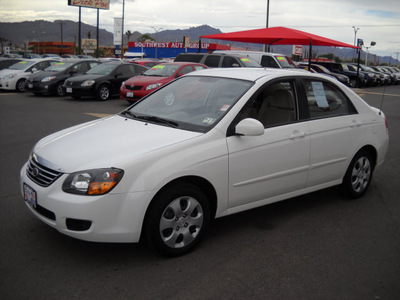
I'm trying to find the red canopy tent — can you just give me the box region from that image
[201,26,359,70]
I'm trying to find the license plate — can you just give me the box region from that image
[66,87,72,93]
[24,183,37,208]
[28,84,33,88]
[126,92,134,98]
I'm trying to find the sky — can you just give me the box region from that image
[1,0,400,58]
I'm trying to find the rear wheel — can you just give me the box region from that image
[342,150,374,198]
[97,84,111,101]
[144,183,211,256]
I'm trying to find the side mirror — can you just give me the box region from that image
[235,118,264,136]
[31,68,38,73]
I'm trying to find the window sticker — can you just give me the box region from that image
[277,56,286,61]
[202,117,216,125]
[19,61,28,64]
[240,57,251,63]
[152,65,165,70]
[311,81,329,108]
[220,104,230,112]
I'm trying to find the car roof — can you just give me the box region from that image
[186,67,326,82]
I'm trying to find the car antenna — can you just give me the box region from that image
[378,84,386,115]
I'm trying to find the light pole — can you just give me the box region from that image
[365,41,376,66]
[151,26,163,59]
[264,0,270,52]
[352,26,359,63]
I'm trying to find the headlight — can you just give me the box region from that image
[146,83,162,90]
[5,73,17,79]
[62,168,124,195]
[81,80,95,87]
[41,76,56,82]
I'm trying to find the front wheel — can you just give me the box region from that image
[144,183,211,256]
[55,82,66,97]
[97,84,111,101]
[16,79,27,92]
[342,150,374,198]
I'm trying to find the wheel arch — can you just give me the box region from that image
[356,144,377,168]
[141,175,218,237]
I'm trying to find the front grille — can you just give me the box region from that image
[26,159,63,187]
[126,85,143,91]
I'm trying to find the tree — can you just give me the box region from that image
[125,30,132,43]
[138,34,154,42]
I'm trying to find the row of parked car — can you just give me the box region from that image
[2,51,400,102]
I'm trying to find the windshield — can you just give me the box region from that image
[275,56,297,68]
[87,63,118,75]
[124,75,254,133]
[144,64,178,77]
[45,62,75,72]
[9,60,36,70]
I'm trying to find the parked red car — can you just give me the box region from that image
[120,62,208,103]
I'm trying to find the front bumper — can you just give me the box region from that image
[20,163,150,243]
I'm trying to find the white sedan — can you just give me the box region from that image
[20,68,389,256]
[0,58,59,92]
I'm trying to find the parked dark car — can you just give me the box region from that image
[369,66,392,85]
[313,62,366,88]
[174,53,261,68]
[63,61,148,100]
[0,58,22,71]
[299,63,350,85]
[26,60,101,96]
[347,64,380,86]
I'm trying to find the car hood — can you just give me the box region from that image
[125,75,172,85]
[29,71,63,81]
[66,74,104,83]
[0,68,24,77]
[32,115,202,173]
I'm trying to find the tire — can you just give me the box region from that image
[349,78,357,88]
[55,82,66,97]
[97,84,111,101]
[342,150,374,198]
[16,79,27,92]
[144,183,211,256]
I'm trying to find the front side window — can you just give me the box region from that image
[304,79,357,118]
[238,80,297,128]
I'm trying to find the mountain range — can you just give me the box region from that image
[0,20,397,65]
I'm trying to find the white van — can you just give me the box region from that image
[213,50,298,69]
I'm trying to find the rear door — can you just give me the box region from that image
[301,78,362,187]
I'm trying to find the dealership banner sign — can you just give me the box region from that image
[68,0,110,10]
[131,42,211,49]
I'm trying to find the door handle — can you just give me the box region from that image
[290,131,306,139]
[350,120,362,127]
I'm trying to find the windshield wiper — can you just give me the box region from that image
[119,110,137,119]
[135,115,179,128]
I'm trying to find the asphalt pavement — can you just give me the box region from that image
[0,86,399,300]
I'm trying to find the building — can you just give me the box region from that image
[28,41,75,56]
[126,41,231,59]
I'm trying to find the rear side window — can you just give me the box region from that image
[204,55,220,68]
[303,79,357,118]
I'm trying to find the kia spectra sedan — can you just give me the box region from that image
[20,68,389,256]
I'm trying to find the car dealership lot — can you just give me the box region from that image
[1,87,400,298]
